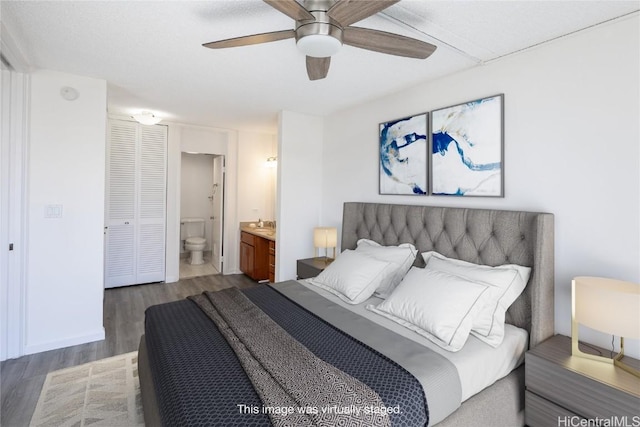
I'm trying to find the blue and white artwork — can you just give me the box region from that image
[431,95,504,197]
[379,113,428,195]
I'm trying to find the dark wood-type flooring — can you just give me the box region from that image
[0,273,260,427]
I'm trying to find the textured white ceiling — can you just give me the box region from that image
[2,0,638,132]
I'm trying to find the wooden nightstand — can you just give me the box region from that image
[296,257,333,279]
[525,335,640,427]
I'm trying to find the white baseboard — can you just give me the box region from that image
[24,328,106,355]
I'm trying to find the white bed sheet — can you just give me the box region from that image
[300,278,528,401]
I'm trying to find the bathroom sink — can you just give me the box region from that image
[248,227,275,237]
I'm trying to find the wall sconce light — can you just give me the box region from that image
[314,227,337,260]
[265,156,277,168]
[571,276,640,377]
[132,111,162,125]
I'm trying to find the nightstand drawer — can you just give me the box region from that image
[526,351,638,419]
[525,390,583,427]
[297,260,320,279]
[296,257,333,279]
[525,336,640,422]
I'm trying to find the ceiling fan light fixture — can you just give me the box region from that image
[296,34,342,58]
[132,111,162,125]
[202,0,435,80]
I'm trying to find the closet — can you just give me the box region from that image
[104,119,167,288]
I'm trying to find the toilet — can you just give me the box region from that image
[180,218,207,265]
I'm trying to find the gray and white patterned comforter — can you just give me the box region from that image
[144,281,462,426]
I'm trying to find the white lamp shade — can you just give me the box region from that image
[573,276,640,339]
[313,227,337,248]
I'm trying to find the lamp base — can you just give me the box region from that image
[614,353,640,378]
[572,336,640,378]
[316,256,334,267]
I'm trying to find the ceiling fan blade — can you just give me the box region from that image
[343,27,436,59]
[327,0,399,26]
[263,0,315,21]
[306,56,331,80]
[203,30,295,49]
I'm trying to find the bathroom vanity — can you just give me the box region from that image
[239,225,276,282]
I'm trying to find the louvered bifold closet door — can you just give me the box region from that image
[105,120,137,288]
[105,120,167,288]
[136,125,167,283]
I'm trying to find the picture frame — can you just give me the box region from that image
[430,94,504,197]
[379,112,428,195]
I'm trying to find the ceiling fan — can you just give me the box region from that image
[203,0,437,81]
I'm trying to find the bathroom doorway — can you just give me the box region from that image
[179,152,225,279]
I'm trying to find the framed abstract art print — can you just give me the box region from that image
[379,113,428,195]
[430,94,504,197]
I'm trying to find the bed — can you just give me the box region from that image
[138,202,554,426]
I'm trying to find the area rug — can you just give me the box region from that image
[30,351,144,427]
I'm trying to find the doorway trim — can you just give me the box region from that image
[211,155,225,272]
[164,124,238,282]
[0,67,29,361]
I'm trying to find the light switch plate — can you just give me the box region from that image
[45,204,63,218]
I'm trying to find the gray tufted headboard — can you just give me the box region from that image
[341,202,554,349]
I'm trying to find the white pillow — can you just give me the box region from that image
[355,239,417,298]
[308,249,395,304]
[367,267,490,352]
[421,251,531,347]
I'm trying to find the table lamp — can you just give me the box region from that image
[571,276,640,377]
[313,227,337,260]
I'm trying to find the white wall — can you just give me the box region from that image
[165,125,182,282]
[277,111,324,281]
[26,70,107,354]
[237,131,277,222]
[321,16,640,356]
[180,153,214,252]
